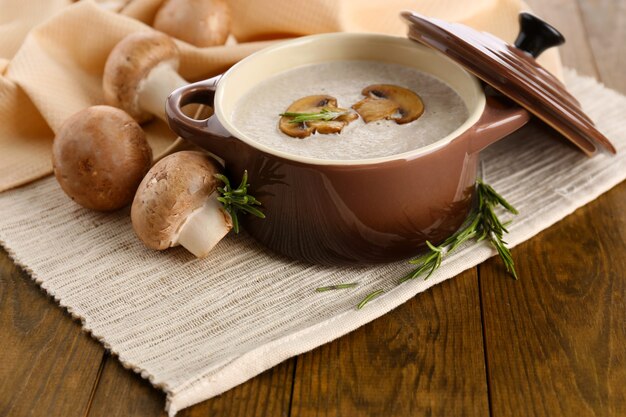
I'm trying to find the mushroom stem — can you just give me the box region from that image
[138,61,188,121]
[176,193,232,258]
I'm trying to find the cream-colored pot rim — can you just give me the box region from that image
[214,32,486,166]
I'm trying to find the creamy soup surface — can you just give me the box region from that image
[232,61,469,160]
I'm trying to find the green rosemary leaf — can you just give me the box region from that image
[214,170,265,234]
[399,270,417,283]
[425,240,442,253]
[233,203,266,219]
[231,210,240,234]
[408,250,438,265]
[214,173,230,187]
[280,108,350,124]
[357,289,385,309]
[246,195,262,205]
[240,169,248,183]
[315,282,359,292]
[489,230,518,279]
[477,179,518,214]
[401,179,519,283]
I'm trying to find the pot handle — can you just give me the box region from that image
[469,94,531,153]
[165,75,235,156]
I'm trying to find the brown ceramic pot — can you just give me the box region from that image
[166,33,530,265]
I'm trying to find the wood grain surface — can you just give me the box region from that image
[291,270,489,417]
[0,248,105,417]
[0,1,624,416]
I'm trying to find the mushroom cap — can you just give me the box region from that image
[103,31,180,123]
[52,105,152,211]
[153,0,231,48]
[131,151,223,250]
[352,97,399,123]
[353,84,424,124]
[279,95,357,138]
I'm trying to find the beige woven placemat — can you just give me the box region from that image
[0,70,625,415]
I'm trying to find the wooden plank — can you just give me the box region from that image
[178,359,295,417]
[577,0,626,93]
[480,182,626,416]
[0,248,105,417]
[87,355,296,417]
[480,2,626,416]
[87,355,167,417]
[290,270,489,417]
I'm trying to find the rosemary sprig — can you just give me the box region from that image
[280,108,350,124]
[314,180,518,310]
[315,282,359,292]
[401,179,518,282]
[475,179,519,278]
[214,170,265,233]
[357,289,385,309]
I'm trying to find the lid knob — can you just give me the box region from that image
[514,12,565,58]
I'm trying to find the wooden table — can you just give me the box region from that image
[1,1,624,415]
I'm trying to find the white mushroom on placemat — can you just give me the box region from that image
[131,151,232,258]
[153,0,231,47]
[131,151,265,257]
[52,106,152,211]
[103,31,189,124]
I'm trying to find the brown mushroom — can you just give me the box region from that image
[131,151,232,258]
[352,84,424,124]
[279,95,358,139]
[153,0,231,48]
[103,31,188,123]
[52,105,152,211]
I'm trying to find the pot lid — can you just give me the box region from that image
[402,11,616,156]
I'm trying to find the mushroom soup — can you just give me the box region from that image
[232,60,469,160]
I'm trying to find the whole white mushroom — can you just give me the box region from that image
[153,0,231,48]
[53,105,152,211]
[103,31,188,123]
[131,151,232,257]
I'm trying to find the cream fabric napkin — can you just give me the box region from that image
[0,70,623,415]
[0,0,561,192]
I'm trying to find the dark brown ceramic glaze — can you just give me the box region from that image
[166,73,529,264]
[402,11,617,155]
